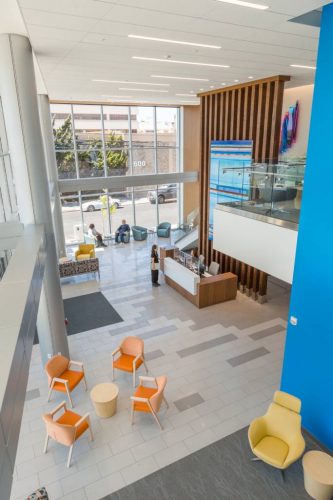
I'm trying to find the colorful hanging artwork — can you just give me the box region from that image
[280,101,299,153]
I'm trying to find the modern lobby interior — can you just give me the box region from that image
[1,1,333,500]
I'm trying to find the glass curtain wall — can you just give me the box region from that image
[60,185,181,244]
[52,104,181,244]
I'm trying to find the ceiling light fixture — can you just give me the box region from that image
[151,75,209,81]
[102,95,132,98]
[200,88,204,91]
[216,0,269,10]
[119,87,168,93]
[290,64,316,70]
[128,34,221,49]
[180,100,200,104]
[221,82,226,85]
[234,79,239,82]
[93,79,169,86]
[248,76,254,79]
[132,56,230,68]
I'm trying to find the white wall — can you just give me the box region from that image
[213,209,298,284]
[280,84,314,159]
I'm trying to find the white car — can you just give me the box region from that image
[81,197,121,212]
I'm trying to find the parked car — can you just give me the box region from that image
[81,196,121,212]
[148,184,177,204]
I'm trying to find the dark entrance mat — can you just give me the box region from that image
[104,427,325,500]
[63,292,123,336]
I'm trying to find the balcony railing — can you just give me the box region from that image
[215,163,305,225]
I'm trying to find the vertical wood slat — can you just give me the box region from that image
[198,76,289,301]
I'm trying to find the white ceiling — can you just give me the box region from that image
[12,0,330,104]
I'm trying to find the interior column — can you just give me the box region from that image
[0,33,69,364]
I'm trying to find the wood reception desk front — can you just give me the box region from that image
[163,257,237,309]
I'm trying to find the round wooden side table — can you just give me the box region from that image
[302,450,333,500]
[90,382,119,418]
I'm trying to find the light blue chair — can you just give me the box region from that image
[157,222,171,238]
[84,233,95,245]
[132,226,148,241]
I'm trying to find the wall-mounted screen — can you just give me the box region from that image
[209,140,253,240]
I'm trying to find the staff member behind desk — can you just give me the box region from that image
[115,219,130,244]
[151,244,160,287]
[88,223,107,247]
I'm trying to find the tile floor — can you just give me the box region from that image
[11,237,290,500]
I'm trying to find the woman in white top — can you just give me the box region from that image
[88,224,107,247]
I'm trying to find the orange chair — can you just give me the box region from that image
[43,401,93,467]
[130,375,168,430]
[111,336,148,387]
[45,354,87,408]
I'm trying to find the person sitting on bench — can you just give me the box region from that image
[88,224,107,247]
[115,220,130,244]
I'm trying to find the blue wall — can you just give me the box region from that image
[281,3,333,451]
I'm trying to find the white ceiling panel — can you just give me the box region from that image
[15,0,329,102]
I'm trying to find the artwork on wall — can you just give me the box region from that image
[208,140,253,240]
[280,101,299,154]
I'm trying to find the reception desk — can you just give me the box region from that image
[164,257,237,308]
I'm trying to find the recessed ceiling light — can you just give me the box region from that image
[200,88,204,91]
[234,79,239,82]
[248,76,254,79]
[132,56,230,68]
[290,64,316,70]
[221,82,226,85]
[210,85,215,88]
[93,79,169,86]
[128,34,221,49]
[102,95,132,98]
[119,87,168,93]
[216,0,269,10]
[176,93,197,96]
[151,75,209,81]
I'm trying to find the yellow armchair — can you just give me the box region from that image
[75,244,95,261]
[248,390,305,471]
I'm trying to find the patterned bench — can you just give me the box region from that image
[59,258,100,279]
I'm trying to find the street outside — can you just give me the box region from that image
[62,197,179,243]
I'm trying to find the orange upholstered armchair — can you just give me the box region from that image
[111,336,148,387]
[75,244,95,261]
[130,375,168,430]
[45,354,87,408]
[43,401,93,467]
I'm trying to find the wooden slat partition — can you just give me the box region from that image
[198,75,290,301]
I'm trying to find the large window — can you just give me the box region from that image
[51,104,180,178]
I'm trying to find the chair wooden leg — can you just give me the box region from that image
[131,402,134,425]
[163,396,169,408]
[67,445,74,468]
[66,386,74,408]
[43,435,49,454]
[47,387,53,403]
[151,409,163,431]
[83,374,88,390]
[133,369,136,387]
[251,457,261,462]
[88,418,94,441]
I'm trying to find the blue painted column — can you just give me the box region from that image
[281,3,333,451]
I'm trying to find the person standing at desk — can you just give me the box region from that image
[151,244,160,287]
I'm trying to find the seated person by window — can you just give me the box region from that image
[88,223,107,247]
[115,219,130,244]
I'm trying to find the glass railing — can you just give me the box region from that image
[216,163,305,225]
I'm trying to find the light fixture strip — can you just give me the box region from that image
[132,56,230,68]
[290,64,316,70]
[151,75,209,81]
[128,34,221,49]
[93,79,169,86]
[216,0,269,10]
[119,87,169,93]
[176,93,197,96]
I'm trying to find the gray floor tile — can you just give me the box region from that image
[227,347,270,367]
[25,388,40,401]
[109,320,150,336]
[177,333,237,358]
[249,324,285,341]
[145,349,164,362]
[140,325,177,340]
[173,393,204,412]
